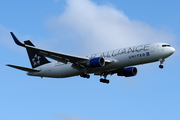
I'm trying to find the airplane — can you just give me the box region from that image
[7,32,175,84]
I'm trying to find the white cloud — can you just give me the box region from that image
[47,0,176,55]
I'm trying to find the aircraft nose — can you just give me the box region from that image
[171,47,175,54]
[164,47,175,57]
[168,47,175,56]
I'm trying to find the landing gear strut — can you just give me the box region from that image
[159,59,165,69]
[99,72,110,84]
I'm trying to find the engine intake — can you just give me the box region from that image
[117,67,137,77]
[87,57,105,67]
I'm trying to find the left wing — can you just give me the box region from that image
[6,64,41,72]
[10,32,89,64]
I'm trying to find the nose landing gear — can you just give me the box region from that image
[159,59,165,69]
[159,65,164,69]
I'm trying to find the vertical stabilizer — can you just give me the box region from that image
[24,40,50,68]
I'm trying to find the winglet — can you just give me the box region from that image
[10,32,25,46]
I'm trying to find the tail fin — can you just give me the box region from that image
[24,40,50,68]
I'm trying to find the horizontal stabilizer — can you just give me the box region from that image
[6,64,41,72]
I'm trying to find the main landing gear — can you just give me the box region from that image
[80,72,110,84]
[99,72,110,84]
[100,78,109,84]
[159,58,165,69]
[80,73,90,79]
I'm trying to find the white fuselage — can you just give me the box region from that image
[27,43,175,78]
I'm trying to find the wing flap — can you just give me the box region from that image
[6,64,41,72]
[24,45,89,63]
[39,51,69,64]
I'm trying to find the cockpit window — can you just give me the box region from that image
[162,45,171,47]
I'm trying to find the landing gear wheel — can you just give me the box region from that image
[100,78,104,83]
[159,65,164,69]
[106,80,110,84]
[100,78,110,84]
[87,75,90,79]
[80,74,90,79]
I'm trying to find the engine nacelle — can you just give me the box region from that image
[87,57,105,67]
[117,67,137,77]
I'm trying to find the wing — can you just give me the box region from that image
[10,32,89,64]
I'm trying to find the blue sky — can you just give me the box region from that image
[0,0,179,120]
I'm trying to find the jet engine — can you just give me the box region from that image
[87,57,105,67]
[117,67,137,77]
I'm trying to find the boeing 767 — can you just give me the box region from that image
[7,32,175,84]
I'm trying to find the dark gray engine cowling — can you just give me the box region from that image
[87,57,105,67]
[117,67,137,77]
